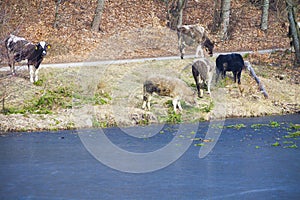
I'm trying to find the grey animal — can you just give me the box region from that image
[192,58,215,98]
[142,75,196,112]
[177,24,214,59]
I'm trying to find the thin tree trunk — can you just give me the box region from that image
[168,0,187,29]
[245,61,269,99]
[286,0,300,66]
[221,0,231,40]
[91,0,105,32]
[53,0,61,29]
[212,0,221,33]
[260,0,269,31]
[177,0,187,27]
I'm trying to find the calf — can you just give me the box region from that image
[142,75,196,112]
[216,53,245,84]
[177,24,214,59]
[5,34,51,83]
[192,58,215,98]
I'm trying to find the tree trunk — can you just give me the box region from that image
[221,0,231,40]
[53,0,61,29]
[260,0,269,31]
[168,0,187,29]
[177,0,187,27]
[245,61,269,98]
[212,0,222,32]
[91,0,105,32]
[286,0,300,66]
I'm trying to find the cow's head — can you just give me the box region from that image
[35,41,51,56]
[203,38,214,57]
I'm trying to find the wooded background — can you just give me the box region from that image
[0,0,299,65]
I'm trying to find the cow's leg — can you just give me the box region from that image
[216,68,223,82]
[29,65,34,83]
[146,95,152,110]
[192,69,201,98]
[196,44,204,58]
[198,78,204,98]
[237,70,242,84]
[34,67,39,82]
[207,73,213,95]
[142,93,149,110]
[11,62,16,75]
[7,53,15,75]
[172,99,178,112]
[222,70,226,79]
[172,98,182,112]
[179,37,186,59]
[233,71,237,83]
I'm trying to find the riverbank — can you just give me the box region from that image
[0,57,299,133]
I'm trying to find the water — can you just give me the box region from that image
[0,114,299,199]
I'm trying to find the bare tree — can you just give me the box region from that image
[212,0,222,33]
[167,0,187,30]
[53,0,62,28]
[91,0,105,32]
[261,0,269,31]
[286,0,300,65]
[221,0,231,40]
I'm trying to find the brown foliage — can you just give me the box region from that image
[0,0,298,65]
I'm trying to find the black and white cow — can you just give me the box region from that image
[177,24,214,59]
[5,34,51,83]
[216,53,245,84]
[192,58,215,98]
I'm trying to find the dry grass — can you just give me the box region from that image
[0,58,299,132]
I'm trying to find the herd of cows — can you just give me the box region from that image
[4,24,247,112]
[142,24,247,112]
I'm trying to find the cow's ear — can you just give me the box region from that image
[47,44,51,49]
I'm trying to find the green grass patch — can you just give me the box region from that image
[194,143,204,147]
[3,86,73,115]
[251,121,280,129]
[271,141,280,147]
[284,131,300,138]
[284,144,298,149]
[166,110,182,124]
[225,123,246,130]
[289,123,300,130]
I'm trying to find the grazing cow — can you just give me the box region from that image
[142,75,196,112]
[192,58,215,98]
[216,53,245,84]
[5,34,51,83]
[177,24,214,59]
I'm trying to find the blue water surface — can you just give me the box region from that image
[0,114,299,200]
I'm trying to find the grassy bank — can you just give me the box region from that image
[0,58,299,132]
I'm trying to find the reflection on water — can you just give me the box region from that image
[0,114,299,199]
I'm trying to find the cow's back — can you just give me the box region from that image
[192,60,209,81]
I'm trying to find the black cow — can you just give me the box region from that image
[216,53,245,84]
[5,34,51,83]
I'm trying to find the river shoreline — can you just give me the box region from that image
[0,58,299,133]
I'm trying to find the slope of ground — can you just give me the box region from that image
[0,0,297,65]
[0,58,299,132]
